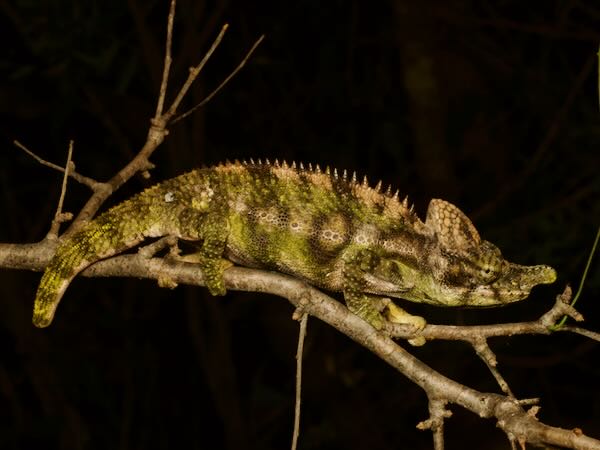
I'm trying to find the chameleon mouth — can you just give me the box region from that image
[465,285,531,306]
[362,273,409,297]
[465,263,557,306]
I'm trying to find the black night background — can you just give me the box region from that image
[0,1,599,449]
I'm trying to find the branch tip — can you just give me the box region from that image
[172,33,265,124]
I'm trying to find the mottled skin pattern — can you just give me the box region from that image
[33,161,557,328]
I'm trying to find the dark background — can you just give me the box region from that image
[1,1,599,449]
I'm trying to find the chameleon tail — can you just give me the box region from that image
[32,170,217,328]
[32,193,162,328]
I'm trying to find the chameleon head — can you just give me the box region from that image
[368,199,556,307]
[420,243,557,307]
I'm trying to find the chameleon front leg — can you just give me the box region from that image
[341,248,388,329]
[341,248,427,334]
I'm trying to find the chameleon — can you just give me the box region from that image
[32,160,557,330]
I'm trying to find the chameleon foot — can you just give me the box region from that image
[383,299,427,346]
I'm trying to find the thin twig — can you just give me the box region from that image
[472,338,513,397]
[165,23,229,120]
[13,140,100,189]
[559,325,600,341]
[291,312,308,450]
[417,398,451,450]
[47,141,75,239]
[553,226,600,328]
[155,0,176,119]
[65,22,240,230]
[173,34,265,124]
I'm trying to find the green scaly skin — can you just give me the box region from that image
[33,160,557,329]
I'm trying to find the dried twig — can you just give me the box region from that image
[472,337,514,397]
[173,34,265,124]
[552,226,599,329]
[155,0,176,119]
[291,312,308,450]
[417,397,451,450]
[47,141,74,239]
[164,23,229,120]
[66,17,238,231]
[13,140,100,190]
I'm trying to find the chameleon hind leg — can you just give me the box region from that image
[178,210,231,296]
[198,213,231,296]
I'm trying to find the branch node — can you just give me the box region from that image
[417,397,451,430]
[157,274,178,289]
[543,285,585,329]
[56,212,74,224]
[526,405,541,418]
[292,294,311,321]
[14,139,99,190]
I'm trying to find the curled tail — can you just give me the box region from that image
[32,219,148,328]
[32,169,221,328]
[32,188,169,328]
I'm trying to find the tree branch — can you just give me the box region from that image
[0,240,598,449]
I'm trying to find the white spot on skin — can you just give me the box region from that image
[192,185,215,211]
[230,198,248,214]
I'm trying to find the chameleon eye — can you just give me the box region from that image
[478,264,500,283]
[476,241,503,283]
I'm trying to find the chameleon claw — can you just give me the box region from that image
[383,299,427,330]
[382,299,427,345]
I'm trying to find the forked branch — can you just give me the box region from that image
[25,0,264,236]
